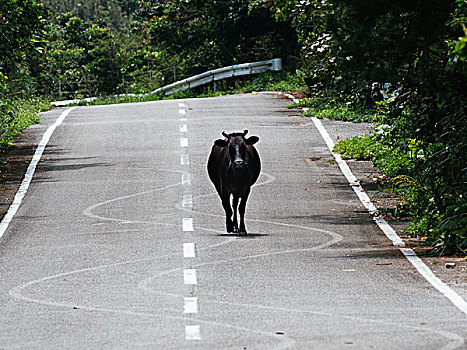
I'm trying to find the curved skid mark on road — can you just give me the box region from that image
[137,248,464,350]
[11,169,330,349]
[12,164,461,348]
[82,182,182,223]
[8,235,295,349]
[191,171,276,202]
[172,172,464,348]
[10,279,296,349]
[83,170,274,224]
[138,224,343,291]
[9,229,237,306]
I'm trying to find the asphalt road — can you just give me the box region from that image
[0,94,466,349]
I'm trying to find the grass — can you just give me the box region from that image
[333,134,375,160]
[286,93,384,123]
[303,106,377,123]
[0,97,51,145]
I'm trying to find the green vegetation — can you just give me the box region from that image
[301,103,379,123]
[0,99,49,145]
[1,0,466,254]
[0,0,51,145]
[333,135,375,161]
[238,71,307,93]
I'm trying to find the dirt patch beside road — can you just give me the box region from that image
[0,108,62,225]
[0,135,39,219]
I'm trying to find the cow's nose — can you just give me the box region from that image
[234,160,243,167]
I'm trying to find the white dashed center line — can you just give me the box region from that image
[182,218,194,232]
[181,154,190,165]
[185,325,201,340]
[179,102,201,340]
[180,137,189,148]
[183,297,198,313]
[182,194,193,208]
[183,243,196,258]
[183,269,198,285]
[182,173,191,185]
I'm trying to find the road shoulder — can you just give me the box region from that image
[314,113,467,303]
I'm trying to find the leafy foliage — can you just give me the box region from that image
[1,0,466,254]
[301,97,380,123]
[134,0,298,77]
[0,0,49,145]
[239,71,306,92]
[0,98,48,145]
[0,0,46,75]
[41,0,140,29]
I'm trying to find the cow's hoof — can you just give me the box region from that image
[239,231,247,236]
[233,228,239,233]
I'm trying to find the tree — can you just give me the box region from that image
[134,0,298,77]
[41,0,141,29]
[0,0,46,88]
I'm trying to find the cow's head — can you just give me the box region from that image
[214,130,259,169]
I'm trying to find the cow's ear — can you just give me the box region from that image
[245,136,259,145]
[214,139,228,147]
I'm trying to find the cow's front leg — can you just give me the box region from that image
[232,196,239,233]
[221,195,234,233]
[238,191,250,235]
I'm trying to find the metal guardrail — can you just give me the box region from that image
[149,58,282,96]
[51,58,282,106]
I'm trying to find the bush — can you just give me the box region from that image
[299,94,381,123]
[0,98,49,145]
[239,71,307,93]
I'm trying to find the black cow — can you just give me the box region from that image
[207,130,261,235]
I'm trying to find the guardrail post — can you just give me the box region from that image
[272,58,282,71]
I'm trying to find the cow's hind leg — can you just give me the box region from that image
[232,196,240,233]
[238,191,250,235]
[221,195,234,233]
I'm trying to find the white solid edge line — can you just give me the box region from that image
[276,91,467,315]
[400,248,467,314]
[0,107,77,240]
[308,112,467,316]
